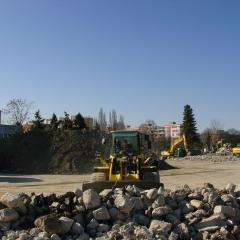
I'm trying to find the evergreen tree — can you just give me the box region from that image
[50,113,58,130]
[34,110,44,129]
[63,111,73,130]
[182,104,200,149]
[74,113,86,129]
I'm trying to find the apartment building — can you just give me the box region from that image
[164,122,182,139]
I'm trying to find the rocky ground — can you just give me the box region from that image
[1,183,240,240]
[1,155,240,196]
[171,153,240,163]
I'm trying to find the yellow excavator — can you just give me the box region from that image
[161,134,188,159]
[82,130,163,192]
[232,143,240,156]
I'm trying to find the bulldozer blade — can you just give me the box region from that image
[82,181,164,193]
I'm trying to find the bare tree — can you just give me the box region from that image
[108,109,118,130]
[108,111,113,130]
[98,108,107,131]
[112,109,118,130]
[93,118,100,130]
[201,128,213,151]
[4,98,34,125]
[118,114,125,130]
[209,119,224,146]
[210,119,224,134]
[139,120,157,133]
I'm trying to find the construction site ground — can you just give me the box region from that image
[0,157,240,196]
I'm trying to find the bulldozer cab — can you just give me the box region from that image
[111,130,152,156]
[112,131,140,157]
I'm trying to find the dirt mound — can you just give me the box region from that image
[158,159,178,170]
[0,130,109,174]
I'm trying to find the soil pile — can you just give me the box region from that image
[0,130,109,174]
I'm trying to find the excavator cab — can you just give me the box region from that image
[82,130,162,192]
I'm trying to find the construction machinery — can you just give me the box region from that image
[217,139,224,148]
[232,143,240,156]
[82,130,162,192]
[161,134,187,159]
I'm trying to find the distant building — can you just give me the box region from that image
[43,119,51,125]
[155,126,165,138]
[0,110,20,138]
[164,122,182,139]
[0,124,20,138]
[138,122,165,140]
[70,115,76,121]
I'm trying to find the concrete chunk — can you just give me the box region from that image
[195,215,226,231]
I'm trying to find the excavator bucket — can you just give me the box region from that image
[82,180,163,193]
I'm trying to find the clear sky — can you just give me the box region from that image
[0,1,239,131]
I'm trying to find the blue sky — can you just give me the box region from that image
[0,1,239,131]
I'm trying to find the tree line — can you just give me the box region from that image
[33,110,87,130]
[1,98,125,132]
[93,108,125,131]
[2,98,240,150]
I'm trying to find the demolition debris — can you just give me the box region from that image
[1,183,240,239]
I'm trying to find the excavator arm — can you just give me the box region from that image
[169,134,187,154]
[161,134,187,158]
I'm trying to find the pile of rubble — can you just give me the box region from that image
[216,144,232,156]
[1,183,240,240]
[173,154,239,162]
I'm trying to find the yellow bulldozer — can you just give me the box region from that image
[161,134,188,159]
[82,130,162,192]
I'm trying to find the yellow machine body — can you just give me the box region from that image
[232,144,240,155]
[82,130,162,192]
